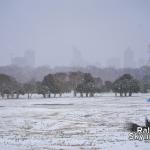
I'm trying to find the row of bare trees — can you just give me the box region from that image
[0,71,148,99]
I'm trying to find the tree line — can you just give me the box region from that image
[0,72,149,99]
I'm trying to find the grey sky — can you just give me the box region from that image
[0,0,150,67]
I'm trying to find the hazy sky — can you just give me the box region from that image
[0,0,150,67]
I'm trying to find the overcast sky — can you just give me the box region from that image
[0,0,150,67]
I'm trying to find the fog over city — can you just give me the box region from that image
[1,2,150,149]
[0,0,150,68]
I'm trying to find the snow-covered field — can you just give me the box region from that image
[0,93,150,150]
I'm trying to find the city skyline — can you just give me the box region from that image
[0,0,150,68]
[9,46,148,68]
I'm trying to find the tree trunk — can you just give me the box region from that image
[43,94,46,98]
[17,93,19,99]
[1,93,4,99]
[28,93,30,99]
[125,92,127,97]
[59,93,62,97]
[90,93,94,97]
[74,91,77,97]
[80,93,83,97]
[120,92,123,97]
[115,93,117,97]
[86,93,88,97]
[129,92,132,97]
[30,93,33,99]
[48,93,51,98]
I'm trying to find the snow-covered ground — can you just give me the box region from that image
[0,93,150,150]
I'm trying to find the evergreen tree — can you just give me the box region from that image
[112,74,140,96]
[42,74,61,98]
[36,81,49,98]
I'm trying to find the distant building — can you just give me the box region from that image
[11,50,35,67]
[24,50,35,67]
[123,47,136,68]
[71,46,86,67]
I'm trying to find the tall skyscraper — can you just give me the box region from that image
[123,47,136,68]
[24,50,35,67]
[71,46,86,67]
[11,50,35,67]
